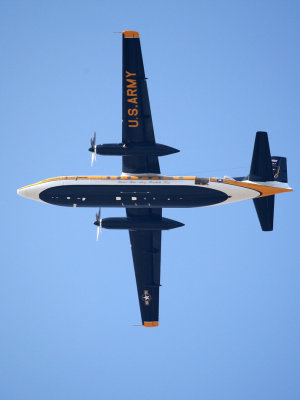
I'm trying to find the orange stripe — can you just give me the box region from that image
[216,179,292,197]
[19,175,197,190]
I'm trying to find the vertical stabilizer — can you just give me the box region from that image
[271,156,288,183]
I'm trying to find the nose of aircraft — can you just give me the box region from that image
[17,185,43,202]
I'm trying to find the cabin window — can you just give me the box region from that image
[195,177,209,185]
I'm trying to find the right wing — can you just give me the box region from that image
[122,31,160,175]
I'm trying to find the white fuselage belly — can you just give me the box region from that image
[18,176,265,208]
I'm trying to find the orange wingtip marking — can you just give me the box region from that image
[122,30,139,38]
[143,321,159,327]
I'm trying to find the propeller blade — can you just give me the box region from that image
[91,151,96,167]
[90,131,96,146]
[96,208,101,222]
[95,208,101,241]
[90,131,97,167]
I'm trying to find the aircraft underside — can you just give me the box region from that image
[17,31,292,327]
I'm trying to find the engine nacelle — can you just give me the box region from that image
[89,143,179,157]
[94,217,184,231]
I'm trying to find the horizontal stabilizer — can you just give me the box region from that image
[249,131,274,182]
[253,195,274,231]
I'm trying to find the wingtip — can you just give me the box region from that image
[143,321,159,327]
[122,30,140,38]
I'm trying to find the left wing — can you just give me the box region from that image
[122,31,160,174]
[126,208,161,327]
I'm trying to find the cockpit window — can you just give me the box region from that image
[195,177,209,185]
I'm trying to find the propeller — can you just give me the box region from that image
[95,208,102,241]
[90,131,97,167]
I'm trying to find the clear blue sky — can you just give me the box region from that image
[1,1,299,399]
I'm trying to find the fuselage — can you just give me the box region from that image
[17,175,292,208]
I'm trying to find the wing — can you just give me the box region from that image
[122,31,160,174]
[123,32,161,327]
[126,208,161,327]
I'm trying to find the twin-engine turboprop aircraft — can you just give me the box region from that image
[18,31,292,327]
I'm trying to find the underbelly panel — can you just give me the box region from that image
[39,184,229,208]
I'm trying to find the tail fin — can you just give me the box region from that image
[247,132,291,231]
[271,156,288,183]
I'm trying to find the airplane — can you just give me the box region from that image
[17,30,293,327]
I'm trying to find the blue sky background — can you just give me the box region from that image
[1,1,299,399]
